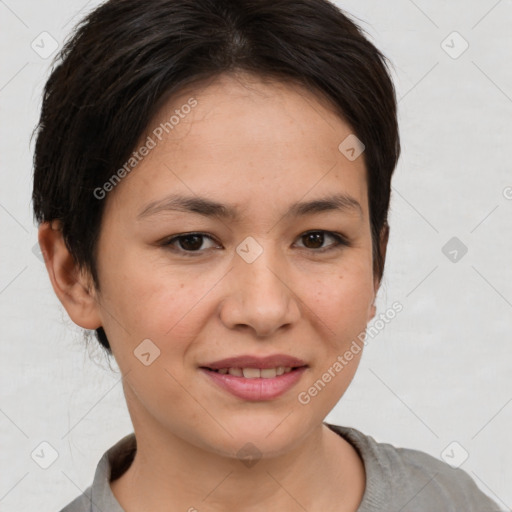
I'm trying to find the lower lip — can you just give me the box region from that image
[200,367,307,401]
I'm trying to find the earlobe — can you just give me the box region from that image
[379,222,389,277]
[38,221,102,330]
[372,222,390,294]
[369,223,389,322]
[368,301,376,321]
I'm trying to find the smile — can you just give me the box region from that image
[208,366,295,378]
[200,366,307,401]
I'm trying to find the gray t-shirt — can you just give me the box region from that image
[59,422,501,511]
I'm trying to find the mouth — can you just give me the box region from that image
[202,366,303,378]
[199,365,308,401]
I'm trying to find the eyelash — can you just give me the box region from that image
[160,230,350,257]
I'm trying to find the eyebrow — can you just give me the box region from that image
[137,192,363,221]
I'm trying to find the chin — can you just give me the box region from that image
[197,412,315,460]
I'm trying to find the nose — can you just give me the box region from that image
[219,241,301,338]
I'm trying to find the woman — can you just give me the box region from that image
[32,0,500,510]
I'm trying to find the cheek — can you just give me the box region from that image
[98,255,232,378]
[98,245,200,331]
[297,269,371,414]
[122,361,216,450]
[100,236,374,353]
[305,260,375,338]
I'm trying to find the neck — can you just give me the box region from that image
[111,397,365,512]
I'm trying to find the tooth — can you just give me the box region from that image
[260,368,277,378]
[276,366,285,376]
[218,368,228,374]
[242,368,261,378]
[283,367,292,373]
[228,368,243,377]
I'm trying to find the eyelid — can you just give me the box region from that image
[160,232,220,255]
[161,230,350,257]
[296,230,350,251]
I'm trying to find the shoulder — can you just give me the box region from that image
[326,423,501,511]
[57,486,92,512]
[56,433,136,512]
[388,444,498,509]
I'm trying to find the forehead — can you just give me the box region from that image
[150,71,349,146]
[106,71,368,221]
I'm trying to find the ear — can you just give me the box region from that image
[368,222,390,321]
[38,221,102,330]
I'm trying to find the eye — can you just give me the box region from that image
[161,232,219,256]
[295,230,350,253]
[161,230,350,257]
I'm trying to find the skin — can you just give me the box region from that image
[39,71,388,512]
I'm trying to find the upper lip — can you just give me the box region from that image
[201,354,308,370]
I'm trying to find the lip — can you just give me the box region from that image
[201,354,307,370]
[200,366,308,401]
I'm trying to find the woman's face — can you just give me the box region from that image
[91,72,381,457]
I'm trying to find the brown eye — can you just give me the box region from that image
[301,232,325,249]
[161,230,349,258]
[175,234,204,251]
[162,233,218,256]
[296,231,349,252]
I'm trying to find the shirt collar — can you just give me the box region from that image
[87,424,382,511]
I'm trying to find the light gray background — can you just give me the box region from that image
[1,0,511,510]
